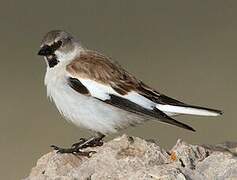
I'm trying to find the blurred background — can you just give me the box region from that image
[0,1,236,179]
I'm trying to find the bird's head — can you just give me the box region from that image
[38,30,81,68]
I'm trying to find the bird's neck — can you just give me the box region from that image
[55,47,82,63]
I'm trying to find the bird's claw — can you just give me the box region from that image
[51,144,96,157]
[50,134,105,157]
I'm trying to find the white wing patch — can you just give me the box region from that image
[78,78,111,100]
[123,91,155,110]
[77,78,156,110]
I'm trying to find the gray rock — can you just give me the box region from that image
[25,134,237,180]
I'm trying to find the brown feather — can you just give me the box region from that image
[67,50,189,106]
[66,50,142,95]
[66,50,183,105]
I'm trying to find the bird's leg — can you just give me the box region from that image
[71,133,105,149]
[51,133,105,156]
[71,138,87,148]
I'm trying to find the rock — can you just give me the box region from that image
[25,135,237,180]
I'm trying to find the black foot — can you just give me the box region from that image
[50,134,105,156]
[50,145,95,157]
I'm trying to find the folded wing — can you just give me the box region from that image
[66,50,222,132]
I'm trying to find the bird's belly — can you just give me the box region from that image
[47,80,144,134]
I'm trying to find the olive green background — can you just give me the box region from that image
[0,1,236,179]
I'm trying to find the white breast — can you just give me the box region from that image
[44,64,146,134]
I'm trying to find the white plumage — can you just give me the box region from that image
[45,63,148,134]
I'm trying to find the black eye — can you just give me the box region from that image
[51,40,62,50]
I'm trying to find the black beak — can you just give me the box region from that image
[37,45,53,56]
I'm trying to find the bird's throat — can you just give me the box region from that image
[47,55,59,68]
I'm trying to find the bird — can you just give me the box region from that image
[37,30,222,155]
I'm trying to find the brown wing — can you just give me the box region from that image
[66,50,142,95]
[66,50,184,104]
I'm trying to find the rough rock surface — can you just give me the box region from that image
[25,135,237,180]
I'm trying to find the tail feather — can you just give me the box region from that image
[156,104,223,116]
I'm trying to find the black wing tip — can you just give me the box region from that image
[184,125,196,132]
[154,109,196,132]
[173,119,196,132]
[166,120,196,132]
